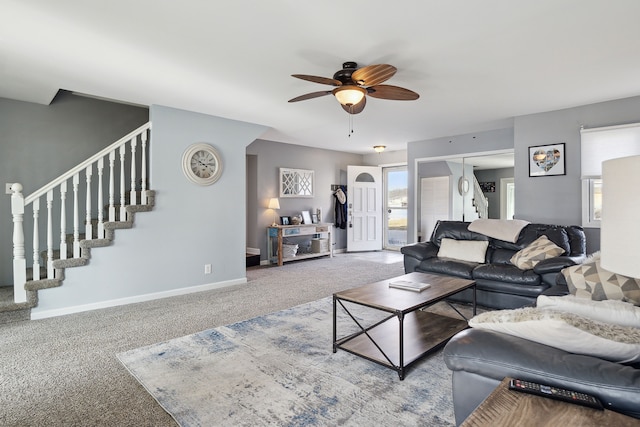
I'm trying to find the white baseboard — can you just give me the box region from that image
[246,247,260,255]
[30,277,248,320]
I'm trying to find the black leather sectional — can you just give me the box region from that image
[400,220,587,309]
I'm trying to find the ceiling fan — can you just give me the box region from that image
[288,61,419,114]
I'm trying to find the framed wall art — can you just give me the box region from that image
[528,143,566,177]
[279,168,314,198]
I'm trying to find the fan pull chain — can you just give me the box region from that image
[348,106,355,138]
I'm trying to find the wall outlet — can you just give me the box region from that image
[5,183,13,194]
[204,264,212,274]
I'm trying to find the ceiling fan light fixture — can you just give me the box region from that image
[333,85,366,106]
[373,145,386,153]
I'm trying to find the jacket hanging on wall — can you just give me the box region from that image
[334,186,347,229]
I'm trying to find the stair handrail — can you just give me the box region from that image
[24,122,151,206]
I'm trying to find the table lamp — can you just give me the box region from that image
[268,198,280,226]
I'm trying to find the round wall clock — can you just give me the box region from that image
[181,143,223,186]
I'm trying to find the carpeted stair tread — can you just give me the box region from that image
[104,221,134,230]
[25,272,65,291]
[80,238,112,249]
[52,257,89,269]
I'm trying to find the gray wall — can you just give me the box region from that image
[0,92,149,286]
[246,139,363,260]
[514,95,640,253]
[406,94,640,254]
[31,105,267,316]
[474,167,514,219]
[407,128,515,242]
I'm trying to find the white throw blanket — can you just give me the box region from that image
[468,219,530,243]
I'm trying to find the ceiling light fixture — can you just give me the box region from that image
[373,145,386,153]
[333,85,366,106]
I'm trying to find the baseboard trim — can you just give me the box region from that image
[30,277,248,320]
[246,247,260,255]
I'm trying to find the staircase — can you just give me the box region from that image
[471,175,489,219]
[1,123,153,324]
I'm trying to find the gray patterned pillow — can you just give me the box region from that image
[563,255,640,306]
[510,235,564,270]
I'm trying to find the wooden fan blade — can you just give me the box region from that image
[341,96,366,114]
[367,85,419,100]
[288,91,332,102]
[351,64,397,86]
[291,74,342,86]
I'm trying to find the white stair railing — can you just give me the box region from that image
[472,175,489,219]
[8,122,151,303]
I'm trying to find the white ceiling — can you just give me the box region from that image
[3,0,640,154]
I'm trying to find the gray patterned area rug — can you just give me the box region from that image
[117,296,455,426]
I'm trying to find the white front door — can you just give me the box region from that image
[347,165,382,252]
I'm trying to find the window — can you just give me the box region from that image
[580,123,640,228]
[582,178,602,227]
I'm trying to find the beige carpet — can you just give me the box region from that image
[1,252,419,426]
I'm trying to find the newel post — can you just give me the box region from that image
[11,183,27,303]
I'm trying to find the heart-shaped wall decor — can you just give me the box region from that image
[532,149,561,172]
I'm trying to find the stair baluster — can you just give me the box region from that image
[108,151,116,222]
[32,199,40,280]
[97,158,105,238]
[119,146,126,221]
[48,189,55,277]
[59,183,67,261]
[85,165,93,241]
[130,137,137,206]
[140,131,148,205]
[73,174,80,258]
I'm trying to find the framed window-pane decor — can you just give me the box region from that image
[279,168,314,198]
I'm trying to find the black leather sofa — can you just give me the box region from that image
[400,220,586,309]
[443,328,640,424]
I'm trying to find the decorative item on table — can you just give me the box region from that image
[388,280,431,292]
[268,198,280,226]
[291,215,302,225]
[528,143,566,177]
[280,216,290,226]
[311,213,319,224]
[280,243,298,258]
[301,210,312,224]
[311,238,329,253]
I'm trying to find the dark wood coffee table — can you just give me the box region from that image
[461,378,639,426]
[332,272,476,380]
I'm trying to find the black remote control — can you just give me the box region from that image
[509,379,604,410]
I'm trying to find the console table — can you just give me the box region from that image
[267,223,333,266]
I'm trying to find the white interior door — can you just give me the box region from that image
[420,176,450,242]
[347,165,382,252]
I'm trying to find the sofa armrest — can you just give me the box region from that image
[533,255,581,275]
[400,242,438,261]
[444,329,640,420]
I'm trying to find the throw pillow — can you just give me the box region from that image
[562,257,640,306]
[510,235,564,270]
[469,307,640,363]
[437,238,488,263]
[537,295,640,328]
